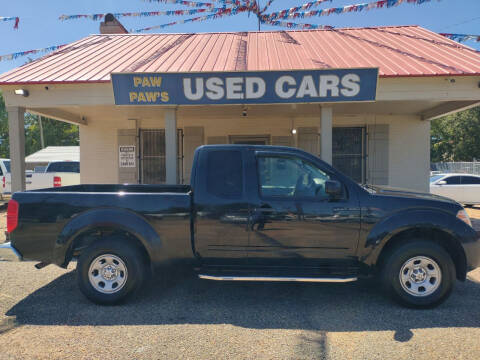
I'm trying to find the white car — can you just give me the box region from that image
[430,173,480,205]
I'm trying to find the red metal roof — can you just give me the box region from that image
[1,25,480,85]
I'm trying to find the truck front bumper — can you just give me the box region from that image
[0,242,22,262]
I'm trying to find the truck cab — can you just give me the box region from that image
[192,145,361,274]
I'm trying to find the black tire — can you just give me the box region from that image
[77,237,147,305]
[382,239,456,308]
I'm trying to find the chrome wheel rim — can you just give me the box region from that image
[399,256,442,297]
[88,254,128,294]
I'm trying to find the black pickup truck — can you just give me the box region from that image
[1,145,479,308]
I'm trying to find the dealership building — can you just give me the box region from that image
[1,23,480,192]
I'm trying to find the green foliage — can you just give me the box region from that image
[431,106,480,163]
[0,92,9,158]
[24,113,79,156]
[0,91,79,158]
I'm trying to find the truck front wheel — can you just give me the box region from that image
[77,238,146,305]
[382,240,456,308]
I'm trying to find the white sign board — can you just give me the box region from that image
[119,145,136,168]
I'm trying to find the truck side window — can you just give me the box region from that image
[206,150,243,198]
[257,156,333,199]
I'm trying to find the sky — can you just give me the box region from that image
[0,0,479,74]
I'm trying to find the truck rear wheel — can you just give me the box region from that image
[382,240,456,308]
[77,238,146,305]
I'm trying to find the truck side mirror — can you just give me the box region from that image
[325,180,342,198]
[437,180,447,185]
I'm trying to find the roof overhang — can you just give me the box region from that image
[1,75,478,122]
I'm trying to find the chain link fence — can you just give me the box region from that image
[431,161,480,175]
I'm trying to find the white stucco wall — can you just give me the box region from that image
[388,116,430,192]
[78,108,431,191]
[79,117,129,184]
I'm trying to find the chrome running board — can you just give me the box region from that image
[198,275,357,283]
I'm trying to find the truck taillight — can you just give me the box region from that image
[53,176,61,187]
[2,176,4,188]
[7,199,19,233]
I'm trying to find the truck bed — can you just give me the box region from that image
[10,184,193,266]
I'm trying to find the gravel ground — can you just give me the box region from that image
[0,263,480,360]
[0,208,6,240]
[0,208,480,359]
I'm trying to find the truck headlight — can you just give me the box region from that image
[457,209,472,227]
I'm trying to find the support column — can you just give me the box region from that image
[7,107,26,192]
[165,109,178,184]
[320,106,333,165]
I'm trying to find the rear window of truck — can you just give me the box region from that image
[46,161,80,173]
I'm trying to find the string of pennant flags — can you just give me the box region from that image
[440,33,480,43]
[1,0,479,63]
[59,9,228,21]
[148,0,248,6]
[0,16,19,29]
[262,18,333,30]
[58,0,436,24]
[0,44,66,62]
[262,0,437,21]
[141,0,242,8]
[132,0,437,32]
[57,0,437,33]
[133,5,251,32]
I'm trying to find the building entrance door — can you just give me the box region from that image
[229,135,270,145]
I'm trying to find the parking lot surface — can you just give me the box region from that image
[0,263,480,360]
[1,208,480,359]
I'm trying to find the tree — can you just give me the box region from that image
[431,106,480,163]
[0,91,79,158]
[0,92,10,158]
[24,113,79,155]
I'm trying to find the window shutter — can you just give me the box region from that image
[367,124,389,185]
[297,127,319,156]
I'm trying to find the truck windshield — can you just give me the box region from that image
[46,161,80,173]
